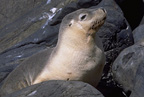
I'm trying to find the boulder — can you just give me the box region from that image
[112,40,144,97]
[5,80,104,97]
[0,0,77,84]
[133,24,144,43]
[140,16,144,25]
[130,61,144,97]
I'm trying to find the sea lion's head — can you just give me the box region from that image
[60,8,106,35]
[59,8,106,46]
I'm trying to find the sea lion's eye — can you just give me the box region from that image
[79,13,87,21]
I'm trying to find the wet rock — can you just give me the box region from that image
[77,0,102,8]
[49,0,102,25]
[133,24,144,43]
[0,0,46,30]
[112,40,144,97]
[140,16,144,25]
[0,0,76,84]
[115,0,144,30]
[130,63,144,97]
[5,80,104,97]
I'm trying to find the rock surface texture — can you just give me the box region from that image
[112,40,144,97]
[112,1,144,97]
[0,0,78,84]
[133,24,144,43]
[5,81,104,97]
[112,23,144,97]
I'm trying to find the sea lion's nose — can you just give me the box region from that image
[98,7,107,13]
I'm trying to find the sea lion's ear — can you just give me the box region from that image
[69,23,72,27]
[69,20,74,27]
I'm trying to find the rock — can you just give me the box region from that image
[0,0,82,30]
[77,0,102,8]
[140,16,144,25]
[112,40,144,97]
[115,0,144,30]
[133,24,144,43]
[49,0,102,25]
[0,0,46,30]
[130,62,144,97]
[0,0,77,83]
[140,0,144,25]
[5,80,104,97]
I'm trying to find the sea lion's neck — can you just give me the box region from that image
[57,29,96,50]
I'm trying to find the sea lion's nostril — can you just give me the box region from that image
[100,8,107,13]
[102,9,106,13]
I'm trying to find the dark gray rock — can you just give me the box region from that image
[49,0,102,25]
[0,0,75,83]
[77,0,102,8]
[140,15,144,25]
[0,0,46,29]
[5,80,104,97]
[112,41,144,97]
[133,24,144,43]
[130,62,144,97]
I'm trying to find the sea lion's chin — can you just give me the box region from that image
[87,20,105,36]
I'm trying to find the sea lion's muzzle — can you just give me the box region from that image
[88,8,107,35]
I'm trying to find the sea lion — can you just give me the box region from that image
[0,8,106,96]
